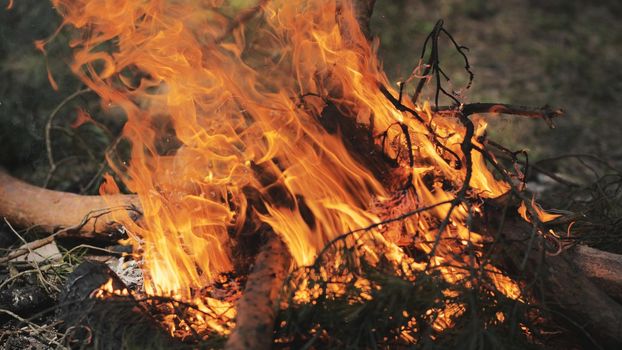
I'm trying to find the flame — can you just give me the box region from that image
[91,278,129,298]
[51,0,519,340]
[518,198,562,223]
[71,108,94,128]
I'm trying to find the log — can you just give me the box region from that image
[225,234,292,350]
[59,261,182,349]
[572,244,622,303]
[0,168,140,239]
[497,217,622,346]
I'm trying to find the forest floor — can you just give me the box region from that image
[373,0,622,166]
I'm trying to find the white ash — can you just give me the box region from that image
[107,256,144,292]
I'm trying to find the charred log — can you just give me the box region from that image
[58,261,181,349]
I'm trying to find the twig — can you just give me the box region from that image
[410,20,473,107]
[0,205,136,265]
[312,199,454,266]
[426,106,475,265]
[44,87,91,188]
[0,218,56,264]
[486,140,580,187]
[435,103,564,128]
[0,309,67,348]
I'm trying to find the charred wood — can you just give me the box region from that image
[58,261,180,349]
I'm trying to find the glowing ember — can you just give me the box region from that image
[50,0,522,340]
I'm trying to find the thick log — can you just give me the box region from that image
[497,217,622,346]
[59,261,181,349]
[0,168,140,239]
[572,244,622,303]
[225,234,292,350]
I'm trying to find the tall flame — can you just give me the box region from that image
[51,0,517,337]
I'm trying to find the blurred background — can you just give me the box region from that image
[1,0,621,247]
[372,0,622,162]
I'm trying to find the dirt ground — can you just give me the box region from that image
[372,0,622,167]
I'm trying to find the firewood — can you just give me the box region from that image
[0,168,140,240]
[5,164,622,346]
[572,244,622,303]
[58,261,181,348]
[225,234,292,350]
[495,217,622,346]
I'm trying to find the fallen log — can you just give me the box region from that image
[225,234,292,350]
[58,260,182,349]
[572,244,622,304]
[494,217,622,347]
[0,168,140,240]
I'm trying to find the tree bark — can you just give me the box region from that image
[572,244,622,304]
[0,168,140,239]
[225,234,291,350]
[497,217,622,346]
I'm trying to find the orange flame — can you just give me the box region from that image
[518,198,562,223]
[52,0,518,338]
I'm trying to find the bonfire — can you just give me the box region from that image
[1,1,621,349]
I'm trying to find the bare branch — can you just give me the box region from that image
[436,103,564,128]
[0,168,140,240]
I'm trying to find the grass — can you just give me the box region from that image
[372,0,622,164]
